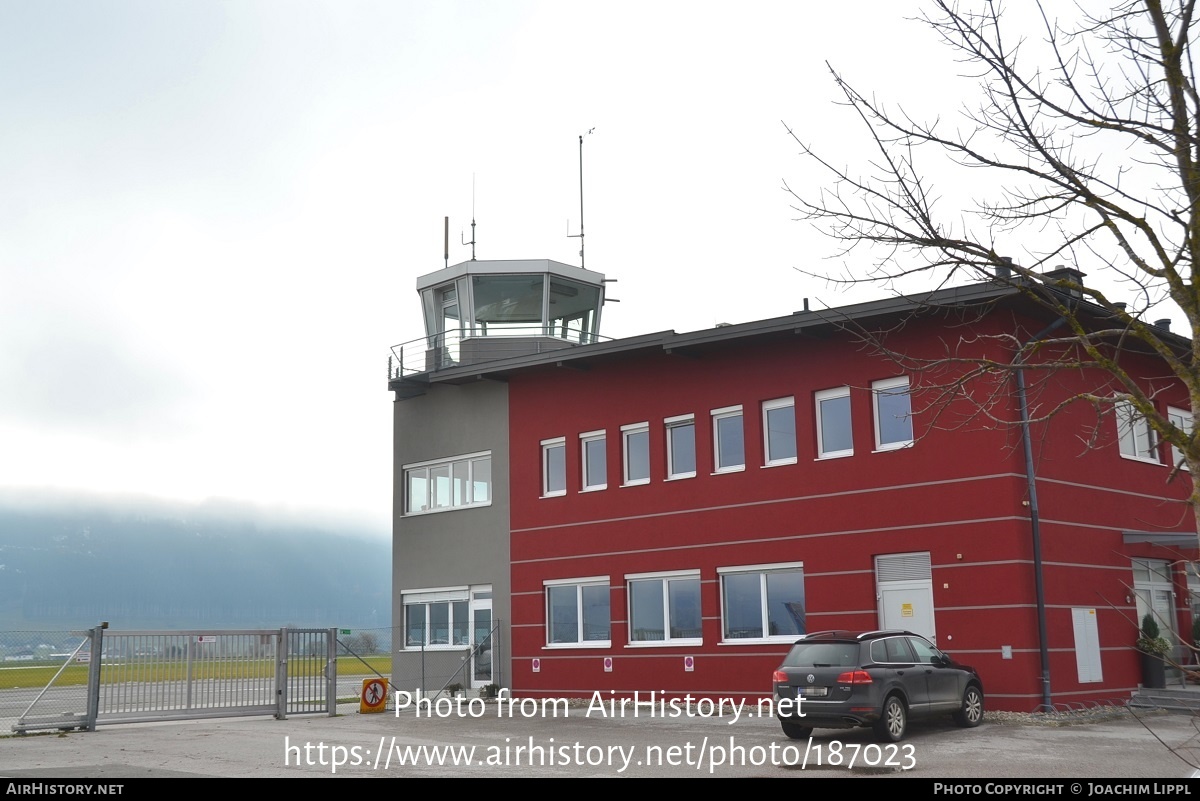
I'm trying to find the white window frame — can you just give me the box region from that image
[625,569,703,646]
[711,404,746,473]
[815,386,853,459]
[717,562,806,644]
[544,576,611,648]
[403,451,492,516]
[542,437,567,497]
[1116,400,1160,464]
[872,376,914,451]
[580,430,608,491]
[762,397,797,467]
[402,586,470,650]
[621,422,651,486]
[665,414,697,480]
[1168,406,1191,471]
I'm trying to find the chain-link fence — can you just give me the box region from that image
[390,621,502,704]
[334,626,394,713]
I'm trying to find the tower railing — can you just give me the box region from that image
[389,325,610,378]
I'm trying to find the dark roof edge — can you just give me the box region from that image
[406,279,1190,386]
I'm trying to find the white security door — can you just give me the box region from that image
[876,552,936,642]
[1072,608,1103,683]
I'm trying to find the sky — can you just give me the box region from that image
[0,1,1168,533]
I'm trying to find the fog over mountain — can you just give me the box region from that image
[0,488,390,632]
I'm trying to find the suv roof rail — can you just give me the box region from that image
[857,629,913,639]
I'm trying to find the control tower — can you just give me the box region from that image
[391,259,606,378]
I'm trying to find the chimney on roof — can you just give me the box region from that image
[1043,265,1086,299]
[1113,302,1127,312]
[1154,318,1172,332]
[996,257,1013,280]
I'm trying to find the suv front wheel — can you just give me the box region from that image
[874,695,907,742]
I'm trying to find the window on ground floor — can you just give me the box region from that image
[719,562,805,642]
[403,588,470,648]
[544,577,611,647]
[627,570,702,644]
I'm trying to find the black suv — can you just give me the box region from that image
[772,629,983,742]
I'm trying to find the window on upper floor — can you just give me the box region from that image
[762,397,797,466]
[542,437,567,496]
[621,422,650,486]
[1117,401,1159,463]
[665,414,696,479]
[404,452,491,515]
[712,405,745,473]
[627,570,702,644]
[403,588,470,648]
[1168,406,1191,471]
[580,430,607,491]
[719,562,806,643]
[873,376,913,451]
[815,387,853,458]
[545,577,611,647]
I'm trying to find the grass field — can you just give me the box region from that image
[0,655,391,690]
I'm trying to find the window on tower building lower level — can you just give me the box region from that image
[404,589,469,648]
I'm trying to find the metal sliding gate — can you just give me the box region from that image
[13,625,336,733]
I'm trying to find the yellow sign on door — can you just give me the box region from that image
[901,603,914,618]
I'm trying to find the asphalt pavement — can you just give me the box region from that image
[3,702,1200,778]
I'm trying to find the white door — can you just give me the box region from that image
[470,587,493,689]
[1072,608,1103,683]
[876,553,936,642]
[1133,559,1177,643]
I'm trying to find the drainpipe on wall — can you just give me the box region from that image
[1015,316,1066,712]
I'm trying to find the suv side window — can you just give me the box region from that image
[885,637,916,663]
[871,637,916,663]
[907,637,942,665]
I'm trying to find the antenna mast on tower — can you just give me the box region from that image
[568,128,594,269]
[462,173,477,261]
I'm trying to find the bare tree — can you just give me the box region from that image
[785,0,1200,531]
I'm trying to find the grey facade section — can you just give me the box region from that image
[392,379,511,695]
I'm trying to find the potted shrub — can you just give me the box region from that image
[479,683,500,699]
[1137,613,1171,689]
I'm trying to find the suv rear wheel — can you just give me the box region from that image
[780,721,813,740]
[873,695,907,742]
[954,684,983,728]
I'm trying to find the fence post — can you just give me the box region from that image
[83,622,105,732]
[325,628,337,716]
[276,627,288,720]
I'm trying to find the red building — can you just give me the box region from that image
[390,260,1196,712]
